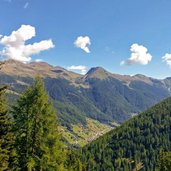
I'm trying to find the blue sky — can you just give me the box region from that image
[0,0,171,78]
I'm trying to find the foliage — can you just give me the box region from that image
[0,64,15,170]
[65,149,83,171]
[81,97,171,170]
[12,77,65,170]
[158,151,171,171]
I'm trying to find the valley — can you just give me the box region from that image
[61,118,115,147]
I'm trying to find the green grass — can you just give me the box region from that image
[60,118,117,147]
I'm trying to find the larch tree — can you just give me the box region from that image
[0,62,15,170]
[159,151,171,171]
[12,77,65,170]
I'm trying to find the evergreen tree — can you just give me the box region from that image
[0,80,14,170]
[13,77,65,170]
[65,149,83,171]
[159,151,171,171]
[81,96,171,170]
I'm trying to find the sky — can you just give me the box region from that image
[1,0,171,78]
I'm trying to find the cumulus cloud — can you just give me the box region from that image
[74,36,91,53]
[67,65,87,75]
[121,43,152,65]
[35,59,43,62]
[0,25,55,63]
[162,53,171,68]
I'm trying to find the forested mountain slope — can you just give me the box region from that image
[1,60,171,126]
[1,60,171,146]
[81,97,171,171]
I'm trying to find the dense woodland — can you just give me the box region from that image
[1,62,171,170]
[81,96,171,170]
[0,75,82,170]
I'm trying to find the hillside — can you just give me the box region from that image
[1,60,171,146]
[81,97,171,170]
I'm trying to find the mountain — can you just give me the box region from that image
[1,60,80,80]
[81,97,171,170]
[1,60,171,146]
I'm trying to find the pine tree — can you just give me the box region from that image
[12,77,65,170]
[159,150,167,171]
[65,149,83,171]
[158,151,171,171]
[0,81,14,170]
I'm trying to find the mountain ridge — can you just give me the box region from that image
[1,60,171,146]
[2,60,171,83]
[2,60,81,81]
[2,60,171,117]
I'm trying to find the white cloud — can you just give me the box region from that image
[67,65,87,75]
[74,36,91,53]
[0,25,55,63]
[24,2,29,9]
[162,53,171,68]
[121,43,152,65]
[35,59,43,62]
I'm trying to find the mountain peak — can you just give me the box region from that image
[85,67,111,80]
[87,67,106,74]
[29,61,53,69]
[134,74,148,78]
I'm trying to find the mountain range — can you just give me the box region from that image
[1,60,171,146]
